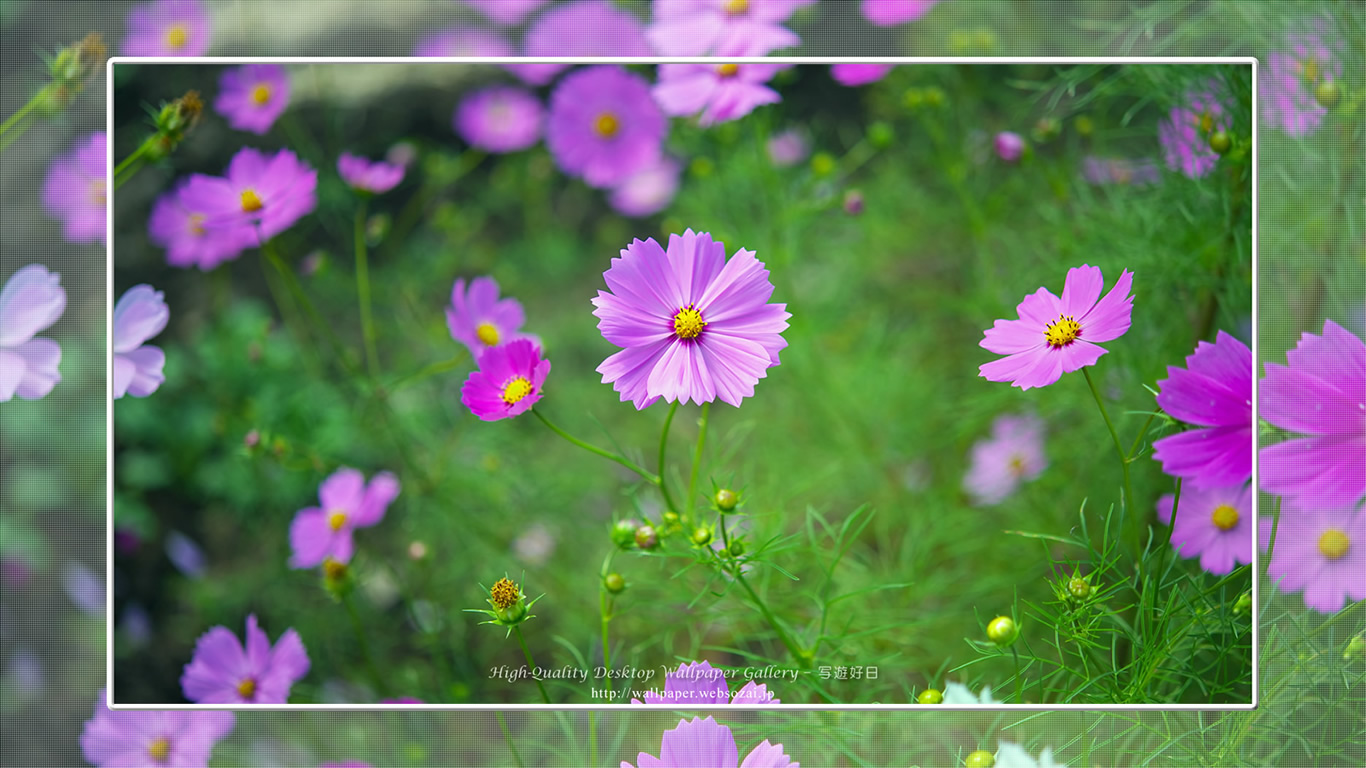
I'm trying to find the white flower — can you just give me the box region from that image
[942,682,999,704]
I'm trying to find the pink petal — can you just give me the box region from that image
[1060,264,1103,316]
[1078,269,1133,342]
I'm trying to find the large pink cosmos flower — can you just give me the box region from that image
[632,660,778,705]
[978,264,1134,390]
[592,230,790,410]
[460,339,551,422]
[81,689,234,768]
[1259,320,1366,510]
[1157,482,1253,576]
[647,0,813,56]
[289,468,400,568]
[1152,331,1253,489]
[0,264,65,402]
[1261,503,1365,614]
[112,284,169,399]
[181,615,309,704]
[546,66,668,189]
[178,147,317,245]
[622,716,797,768]
[149,181,255,270]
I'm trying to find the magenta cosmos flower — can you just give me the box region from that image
[831,63,893,87]
[653,48,791,127]
[1157,482,1252,576]
[122,0,211,56]
[446,276,532,357]
[215,64,291,135]
[81,690,234,768]
[179,147,317,244]
[289,468,400,568]
[962,414,1048,506]
[112,285,169,400]
[995,131,1025,163]
[413,27,514,57]
[647,0,813,56]
[1263,19,1344,137]
[149,181,255,270]
[0,264,64,403]
[1261,503,1365,614]
[632,660,778,704]
[455,87,544,154]
[623,716,797,768]
[181,614,310,704]
[337,153,404,194]
[461,339,551,422]
[547,66,667,189]
[979,264,1134,391]
[42,131,106,245]
[1152,331,1253,489]
[1159,85,1228,179]
[593,229,790,410]
[507,1,652,85]
[861,0,940,26]
[610,157,682,218]
[1260,320,1366,510]
[463,0,548,26]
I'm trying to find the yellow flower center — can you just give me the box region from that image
[164,23,188,51]
[1301,56,1319,85]
[1197,111,1214,135]
[1211,504,1239,531]
[594,112,620,138]
[251,84,272,105]
[724,0,749,15]
[90,180,107,207]
[490,577,521,609]
[476,322,500,347]
[502,376,532,405]
[237,677,257,699]
[1044,315,1081,348]
[240,188,263,212]
[188,213,206,236]
[328,510,348,531]
[147,736,171,762]
[1008,456,1025,477]
[322,557,348,581]
[717,63,740,78]
[1319,528,1349,560]
[673,305,706,340]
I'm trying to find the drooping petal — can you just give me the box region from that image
[119,346,166,398]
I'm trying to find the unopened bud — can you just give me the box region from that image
[715,489,739,512]
[1067,577,1091,601]
[917,688,942,704]
[810,152,836,176]
[986,615,1018,646]
[965,750,995,768]
[728,539,745,557]
[634,525,659,551]
[1209,130,1231,155]
[243,429,260,449]
[408,541,428,560]
[1232,592,1251,616]
[1343,634,1365,662]
[1315,80,1341,109]
[612,520,638,549]
[1031,117,1060,143]
[691,527,712,546]
[867,121,894,148]
[604,573,626,594]
[843,189,864,216]
[1075,115,1094,136]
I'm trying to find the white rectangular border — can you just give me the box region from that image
[106,55,1259,711]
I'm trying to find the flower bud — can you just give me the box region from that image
[1067,577,1091,601]
[408,541,429,561]
[322,557,353,599]
[1315,80,1341,109]
[691,527,712,547]
[715,489,739,512]
[634,524,659,551]
[243,429,260,449]
[867,121,894,148]
[986,615,1018,646]
[489,577,527,624]
[902,87,924,109]
[46,32,105,109]
[690,157,715,178]
[1232,592,1251,616]
[917,688,943,704]
[1343,634,1365,663]
[842,189,864,216]
[728,539,745,558]
[1209,130,1231,155]
[922,87,946,108]
[611,520,638,549]
[810,152,836,177]
[1074,115,1094,137]
[964,750,995,768]
[604,572,626,594]
[661,511,680,530]
[994,132,1025,164]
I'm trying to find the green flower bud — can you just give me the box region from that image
[611,520,638,549]
[1344,634,1365,662]
[489,577,528,624]
[917,688,943,704]
[715,488,739,512]
[1067,577,1091,601]
[635,525,659,551]
[902,87,924,109]
[661,511,680,529]
[965,750,995,768]
[1314,79,1341,109]
[922,87,946,108]
[691,527,712,546]
[867,121,894,148]
[1074,115,1094,137]
[1209,130,1232,155]
[322,557,353,600]
[810,152,836,176]
[986,615,1018,646]
[604,572,626,594]
[728,539,745,557]
[1232,592,1251,616]
[690,157,715,178]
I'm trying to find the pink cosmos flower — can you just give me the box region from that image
[507,1,652,85]
[978,264,1134,391]
[81,689,234,768]
[632,660,778,704]
[830,63,893,87]
[337,153,405,195]
[547,66,667,189]
[289,468,400,569]
[593,229,791,409]
[962,414,1048,506]
[178,147,317,245]
[653,45,791,126]
[42,131,106,245]
[647,0,814,56]
[1157,482,1253,576]
[181,614,310,704]
[149,181,255,270]
[1159,85,1227,179]
[1259,320,1366,510]
[0,264,64,402]
[1263,19,1344,137]
[412,27,514,58]
[1261,503,1365,614]
[215,64,290,135]
[446,276,532,357]
[610,157,682,218]
[861,0,940,26]
[455,87,544,154]
[622,716,797,768]
[463,0,548,26]
[1081,156,1160,187]
[122,0,211,56]
[994,131,1024,163]
[112,285,169,399]
[460,339,551,422]
[1152,331,1253,489]
[766,129,809,167]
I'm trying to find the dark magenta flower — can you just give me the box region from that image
[507,1,652,85]
[181,614,310,704]
[149,181,255,270]
[214,64,290,135]
[455,87,544,153]
[860,0,940,26]
[337,153,405,194]
[112,284,169,399]
[42,131,106,245]
[609,157,682,218]
[632,660,778,704]
[994,131,1024,163]
[1152,331,1253,489]
[81,690,234,768]
[122,0,211,56]
[0,264,65,402]
[1159,85,1227,179]
[460,339,551,422]
[446,276,534,357]
[412,27,514,57]
[647,0,813,56]
[289,468,400,568]
[178,147,317,245]
[978,264,1134,391]
[653,45,791,126]
[831,63,893,86]
[547,66,667,189]
[1157,482,1253,576]
[622,716,796,767]
[463,0,548,26]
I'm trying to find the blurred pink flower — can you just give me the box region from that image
[1158,85,1227,178]
[42,131,106,245]
[766,129,809,167]
[610,157,682,218]
[149,181,255,270]
[112,284,169,399]
[446,276,533,357]
[507,1,652,85]
[622,716,796,767]
[178,147,318,245]
[861,0,940,26]
[337,152,405,194]
[830,63,892,86]
[546,66,667,188]
[1158,482,1253,576]
[994,131,1024,163]
[647,0,813,56]
[654,45,791,126]
[1261,503,1365,614]
[633,660,779,704]
[1263,18,1344,137]
[962,414,1047,506]
[412,27,514,57]
[214,64,290,135]
[181,614,310,704]
[122,0,211,56]
[455,87,544,153]
[463,0,547,26]
[82,690,234,768]
[0,264,65,402]
[289,468,400,568]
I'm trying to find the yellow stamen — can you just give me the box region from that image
[236,677,256,700]
[594,112,620,138]
[673,305,706,340]
[1008,456,1026,477]
[322,557,348,581]
[716,63,740,78]
[1319,528,1349,560]
[1197,111,1214,135]
[240,189,263,212]
[490,577,521,609]
[164,24,188,51]
[724,0,749,15]
[476,322,500,347]
[502,376,532,405]
[1211,504,1239,531]
[90,180,107,207]
[188,213,206,236]
[251,84,271,105]
[1043,315,1081,348]
[328,511,347,531]
[147,737,171,762]
[1302,56,1319,85]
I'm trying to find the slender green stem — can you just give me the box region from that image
[1082,367,1135,533]
[686,403,710,516]
[724,555,808,668]
[353,199,380,380]
[387,352,467,392]
[513,626,551,704]
[719,512,732,554]
[657,401,681,516]
[0,89,45,142]
[531,408,659,484]
[1262,496,1282,580]
[1126,410,1160,460]
[1011,646,1024,703]
[113,138,155,190]
[1152,478,1182,584]
[341,592,390,697]
[589,712,597,767]
[599,550,615,696]
[495,712,524,768]
[261,235,355,375]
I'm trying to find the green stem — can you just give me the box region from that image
[113,137,155,190]
[1011,646,1024,703]
[599,550,615,696]
[686,402,710,516]
[0,88,45,143]
[354,199,380,380]
[657,401,681,516]
[1126,410,1160,460]
[342,592,390,697]
[514,626,551,704]
[726,556,808,669]
[1152,478,1182,582]
[496,712,524,768]
[532,408,659,484]
[589,712,597,767]
[261,235,355,375]
[1262,496,1282,580]
[387,352,467,392]
[1082,367,1135,539]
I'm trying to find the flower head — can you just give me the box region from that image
[547,65,667,188]
[1157,482,1253,575]
[149,181,254,270]
[1262,503,1365,614]
[508,1,652,85]
[831,63,893,87]
[455,87,544,154]
[861,0,940,26]
[609,157,682,218]
[0,264,65,402]
[461,339,551,422]
[181,614,310,704]
[413,27,514,57]
[464,0,548,25]
[978,264,1134,390]
[1259,320,1366,510]
[994,131,1025,163]
[214,64,290,135]
[962,414,1047,506]
[622,716,797,768]
[653,44,791,126]
[593,229,791,409]
[1263,18,1345,137]
[1081,156,1160,187]
[647,0,813,56]
[1152,331,1253,489]
[81,689,234,768]
[632,660,778,704]
[766,129,809,167]
[122,0,211,57]
[446,276,532,357]
[112,285,169,399]
[467,575,543,634]
[178,147,318,245]
[337,152,405,194]
[42,131,106,245]
[1159,85,1228,178]
[289,468,400,569]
